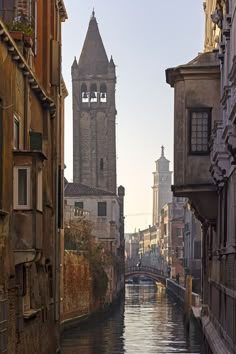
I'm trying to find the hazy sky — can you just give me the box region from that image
[62,1,205,233]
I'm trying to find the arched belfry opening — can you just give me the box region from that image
[81,83,88,102]
[100,83,107,103]
[90,83,97,102]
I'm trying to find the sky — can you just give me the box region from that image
[62,1,205,233]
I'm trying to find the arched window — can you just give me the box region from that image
[100,84,107,103]
[100,158,104,170]
[81,83,88,102]
[90,83,97,102]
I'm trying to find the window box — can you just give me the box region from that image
[9,30,24,42]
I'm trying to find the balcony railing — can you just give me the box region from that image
[64,205,90,225]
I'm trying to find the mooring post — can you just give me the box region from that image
[184,275,192,330]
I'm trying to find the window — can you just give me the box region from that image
[189,108,211,154]
[100,84,107,102]
[75,201,83,209]
[14,115,19,150]
[90,83,97,102]
[100,158,104,170]
[81,83,88,103]
[74,201,84,216]
[194,240,201,259]
[13,167,31,209]
[98,201,107,216]
[164,223,167,235]
[37,168,43,211]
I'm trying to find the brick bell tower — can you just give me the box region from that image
[72,10,117,193]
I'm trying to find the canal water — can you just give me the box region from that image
[61,284,203,354]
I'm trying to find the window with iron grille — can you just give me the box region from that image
[189,108,211,154]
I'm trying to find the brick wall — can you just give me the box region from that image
[62,251,92,321]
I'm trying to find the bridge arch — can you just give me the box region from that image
[125,266,167,285]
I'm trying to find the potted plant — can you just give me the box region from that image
[5,18,33,46]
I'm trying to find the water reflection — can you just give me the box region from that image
[62,284,202,354]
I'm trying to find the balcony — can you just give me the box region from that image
[64,205,90,226]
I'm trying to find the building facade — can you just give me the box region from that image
[158,199,185,279]
[0,1,67,353]
[152,146,172,225]
[64,182,124,304]
[183,204,202,294]
[166,0,236,352]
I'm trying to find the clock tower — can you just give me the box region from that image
[152,146,172,225]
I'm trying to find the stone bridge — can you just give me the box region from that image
[125,265,167,285]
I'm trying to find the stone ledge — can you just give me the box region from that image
[23,308,41,320]
[202,316,232,354]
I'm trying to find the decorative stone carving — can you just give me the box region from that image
[211,9,223,28]
[210,122,232,186]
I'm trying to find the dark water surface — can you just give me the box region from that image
[62,284,203,354]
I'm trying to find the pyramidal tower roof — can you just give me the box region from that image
[78,10,109,75]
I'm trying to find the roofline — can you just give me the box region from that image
[65,193,117,197]
[0,19,57,117]
[166,52,220,87]
[64,182,117,197]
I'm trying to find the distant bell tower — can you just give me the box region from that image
[72,11,117,193]
[152,146,172,225]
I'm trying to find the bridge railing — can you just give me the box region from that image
[125,265,167,278]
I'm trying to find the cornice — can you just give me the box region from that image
[58,0,68,22]
[166,64,220,87]
[0,20,56,118]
